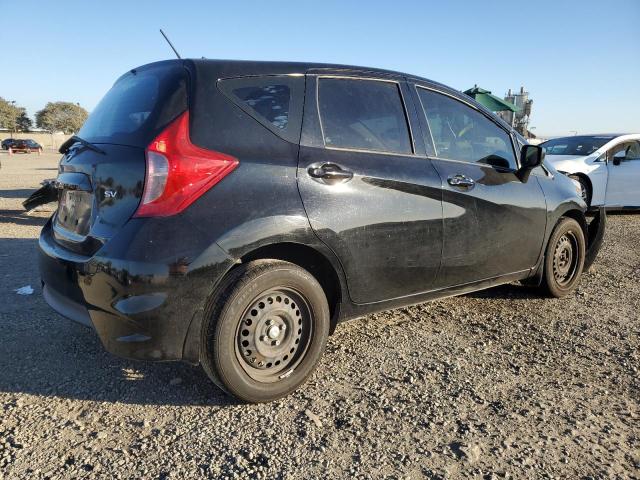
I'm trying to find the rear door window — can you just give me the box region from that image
[317,78,413,155]
[417,87,517,170]
[218,76,304,143]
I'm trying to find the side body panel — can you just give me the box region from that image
[297,74,444,304]
[605,140,640,207]
[430,159,548,286]
[409,82,548,287]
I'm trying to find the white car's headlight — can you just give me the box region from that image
[569,177,583,197]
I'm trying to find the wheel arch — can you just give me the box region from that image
[559,208,588,238]
[182,240,346,364]
[238,242,344,333]
[567,172,593,204]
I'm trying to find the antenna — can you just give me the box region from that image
[159,29,182,59]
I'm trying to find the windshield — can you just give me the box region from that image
[541,136,613,156]
[79,63,187,147]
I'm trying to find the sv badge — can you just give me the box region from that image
[104,190,118,199]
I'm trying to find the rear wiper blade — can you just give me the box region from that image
[59,135,106,155]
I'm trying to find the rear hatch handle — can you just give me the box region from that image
[54,172,92,192]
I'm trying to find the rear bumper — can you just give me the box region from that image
[42,284,93,328]
[39,217,236,361]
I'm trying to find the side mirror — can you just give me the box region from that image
[517,145,544,181]
[612,150,625,166]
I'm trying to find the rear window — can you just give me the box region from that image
[218,76,304,143]
[79,63,187,147]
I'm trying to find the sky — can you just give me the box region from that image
[0,0,638,137]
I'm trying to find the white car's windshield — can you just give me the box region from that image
[541,136,614,156]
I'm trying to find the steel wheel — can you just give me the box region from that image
[235,288,311,383]
[201,260,330,402]
[541,217,585,298]
[552,232,579,287]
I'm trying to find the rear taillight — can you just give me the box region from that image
[134,111,238,217]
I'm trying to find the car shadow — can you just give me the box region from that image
[463,282,543,300]
[0,209,52,227]
[606,210,640,215]
[0,189,40,199]
[0,236,236,407]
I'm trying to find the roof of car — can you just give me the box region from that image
[129,59,514,132]
[543,134,637,141]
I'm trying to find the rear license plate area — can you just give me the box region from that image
[56,189,93,236]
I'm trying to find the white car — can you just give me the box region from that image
[541,134,640,208]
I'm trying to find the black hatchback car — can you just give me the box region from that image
[39,59,595,402]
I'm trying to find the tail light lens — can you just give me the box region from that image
[135,111,238,217]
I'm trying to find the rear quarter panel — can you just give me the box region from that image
[185,61,348,284]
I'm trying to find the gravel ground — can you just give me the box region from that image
[0,152,638,479]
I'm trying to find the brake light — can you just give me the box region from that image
[134,111,238,217]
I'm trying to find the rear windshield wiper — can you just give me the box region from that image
[59,135,106,155]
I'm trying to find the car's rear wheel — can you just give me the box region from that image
[201,260,329,403]
[569,174,592,207]
[541,217,585,297]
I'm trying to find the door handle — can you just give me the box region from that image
[447,174,475,188]
[308,163,353,182]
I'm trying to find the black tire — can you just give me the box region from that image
[201,260,330,403]
[569,174,592,207]
[541,217,585,298]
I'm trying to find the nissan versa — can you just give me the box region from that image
[36,59,605,402]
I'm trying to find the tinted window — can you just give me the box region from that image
[218,76,304,143]
[233,84,290,130]
[542,135,613,156]
[79,64,187,147]
[318,78,412,154]
[417,88,516,169]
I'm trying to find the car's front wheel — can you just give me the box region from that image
[201,260,330,403]
[541,217,585,297]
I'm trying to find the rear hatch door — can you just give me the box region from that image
[51,61,188,256]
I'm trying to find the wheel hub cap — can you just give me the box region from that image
[267,324,281,339]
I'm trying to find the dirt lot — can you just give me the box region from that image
[0,152,638,479]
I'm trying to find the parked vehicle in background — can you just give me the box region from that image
[542,134,640,209]
[9,139,43,154]
[38,59,599,403]
[2,138,18,150]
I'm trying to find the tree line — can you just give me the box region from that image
[0,97,88,134]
